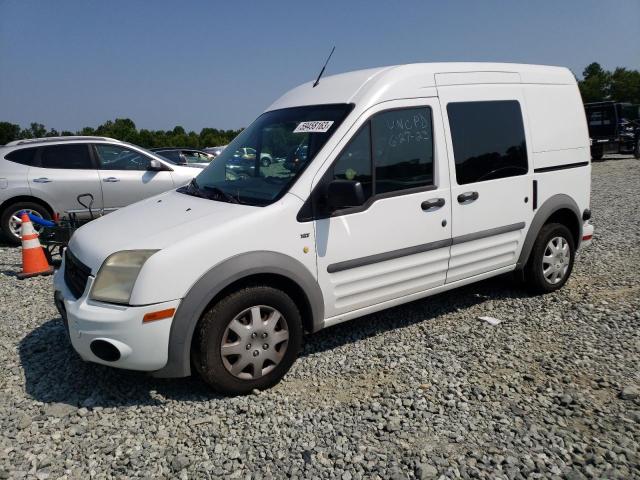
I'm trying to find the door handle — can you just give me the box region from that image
[457,191,479,204]
[103,177,120,182]
[421,198,445,211]
[33,177,52,183]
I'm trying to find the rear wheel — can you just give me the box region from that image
[193,286,303,395]
[525,223,575,294]
[0,201,51,245]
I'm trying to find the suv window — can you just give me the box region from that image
[184,151,212,165]
[447,100,528,185]
[95,144,151,171]
[330,106,434,204]
[40,144,93,169]
[156,150,183,164]
[5,147,39,166]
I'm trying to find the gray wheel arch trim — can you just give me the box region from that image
[516,194,582,270]
[152,251,324,378]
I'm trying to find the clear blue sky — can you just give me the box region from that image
[1,0,638,132]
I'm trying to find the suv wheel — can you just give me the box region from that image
[0,201,51,245]
[193,286,303,395]
[525,223,575,294]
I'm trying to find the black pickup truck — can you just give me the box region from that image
[585,101,640,160]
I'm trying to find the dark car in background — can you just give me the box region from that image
[150,148,214,168]
[585,101,640,160]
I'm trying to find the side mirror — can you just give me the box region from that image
[326,180,365,210]
[148,159,168,171]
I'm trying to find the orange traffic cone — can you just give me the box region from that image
[17,212,54,279]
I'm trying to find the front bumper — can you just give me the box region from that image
[53,260,180,372]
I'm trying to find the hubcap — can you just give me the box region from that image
[220,305,289,380]
[542,236,571,285]
[9,209,44,239]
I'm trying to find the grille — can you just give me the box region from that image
[64,249,91,298]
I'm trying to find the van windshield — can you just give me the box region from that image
[184,104,353,206]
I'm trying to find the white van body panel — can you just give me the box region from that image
[68,190,315,306]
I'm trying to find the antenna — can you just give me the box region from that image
[312,46,335,88]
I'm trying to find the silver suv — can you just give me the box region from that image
[0,136,201,244]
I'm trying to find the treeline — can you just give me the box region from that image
[1,62,638,146]
[0,118,242,148]
[578,62,640,104]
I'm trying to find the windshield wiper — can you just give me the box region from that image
[202,185,240,204]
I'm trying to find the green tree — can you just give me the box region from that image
[578,62,610,102]
[22,122,47,139]
[609,67,640,105]
[0,122,21,145]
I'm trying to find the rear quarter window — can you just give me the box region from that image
[4,147,39,166]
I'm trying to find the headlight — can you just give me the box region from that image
[90,250,158,304]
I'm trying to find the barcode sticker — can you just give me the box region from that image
[293,121,334,133]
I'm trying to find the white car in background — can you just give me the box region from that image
[0,136,199,243]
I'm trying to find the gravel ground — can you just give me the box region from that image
[1,156,639,480]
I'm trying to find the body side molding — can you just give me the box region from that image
[152,251,324,378]
[533,161,589,173]
[326,222,526,273]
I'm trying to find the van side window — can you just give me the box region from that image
[447,100,528,185]
[40,144,93,169]
[371,108,434,194]
[330,106,434,207]
[332,123,373,200]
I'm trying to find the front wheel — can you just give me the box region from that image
[524,223,575,294]
[193,286,303,395]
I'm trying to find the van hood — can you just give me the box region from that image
[68,189,259,273]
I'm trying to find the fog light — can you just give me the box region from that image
[90,340,121,362]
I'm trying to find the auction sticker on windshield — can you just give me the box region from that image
[293,121,334,133]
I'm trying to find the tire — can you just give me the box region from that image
[634,139,640,159]
[524,223,575,294]
[591,146,604,161]
[0,201,51,245]
[260,157,271,167]
[193,285,303,395]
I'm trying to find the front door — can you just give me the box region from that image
[438,85,534,283]
[93,143,176,210]
[314,99,452,320]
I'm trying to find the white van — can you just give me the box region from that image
[54,63,594,394]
